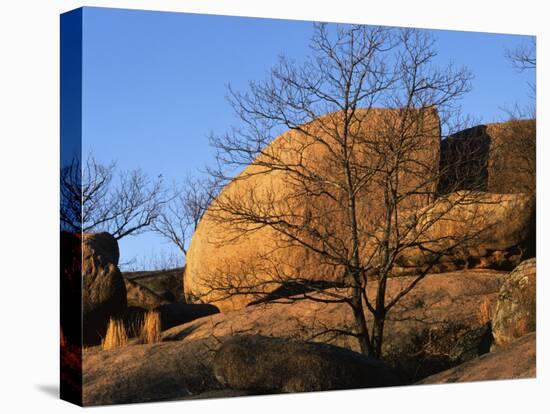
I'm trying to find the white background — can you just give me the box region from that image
[0,0,547,412]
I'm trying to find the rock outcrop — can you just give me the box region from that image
[438,119,535,195]
[168,269,505,382]
[185,108,441,311]
[185,112,535,312]
[82,337,222,405]
[124,277,168,310]
[395,192,535,273]
[123,267,185,303]
[492,258,536,348]
[82,232,127,345]
[213,336,400,393]
[418,332,535,384]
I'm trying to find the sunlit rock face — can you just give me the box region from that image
[393,191,535,274]
[185,108,441,311]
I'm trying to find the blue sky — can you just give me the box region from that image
[79,7,535,269]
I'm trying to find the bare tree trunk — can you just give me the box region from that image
[351,286,373,356]
[371,304,387,358]
[344,127,375,356]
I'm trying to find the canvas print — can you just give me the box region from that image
[60,6,536,406]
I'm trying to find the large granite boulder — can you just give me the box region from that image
[438,119,535,195]
[185,108,441,311]
[82,232,127,344]
[492,258,536,348]
[394,192,535,273]
[213,336,400,393]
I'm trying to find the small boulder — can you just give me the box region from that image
[213,335,401,393]
[82,337,222,405]
[492,258,536,348]
[82,232,127,345]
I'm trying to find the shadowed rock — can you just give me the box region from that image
[438,120,536,195]
[449,322,493,364]
[82,232,127,345]
[213,336,401,393]
[417,332,535,384]
[124,277,168,310]
[124,267,185,303]
[155,303,220,331]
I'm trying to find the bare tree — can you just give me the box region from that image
[500,38,536,193]
[193,24,498,359]
[506,38,536,71]
[152,176,222,257]
[60,153,166,239]
[491,116,536,194]
[506,38,536,99]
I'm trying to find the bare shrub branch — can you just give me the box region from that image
[152,176,222,257]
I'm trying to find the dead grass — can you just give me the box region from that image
[124,313,145,339]
[102,318,128,350]
[140,311,161,344]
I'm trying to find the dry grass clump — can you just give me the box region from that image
[100,311,161,350]
[124,313,145,339]
[102,318,128,350]
[478,297,493,325]
[140,311,161,344]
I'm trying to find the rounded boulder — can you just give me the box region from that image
[492,258,536,348]
[82,232,127,344]
[213,335,401,393]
